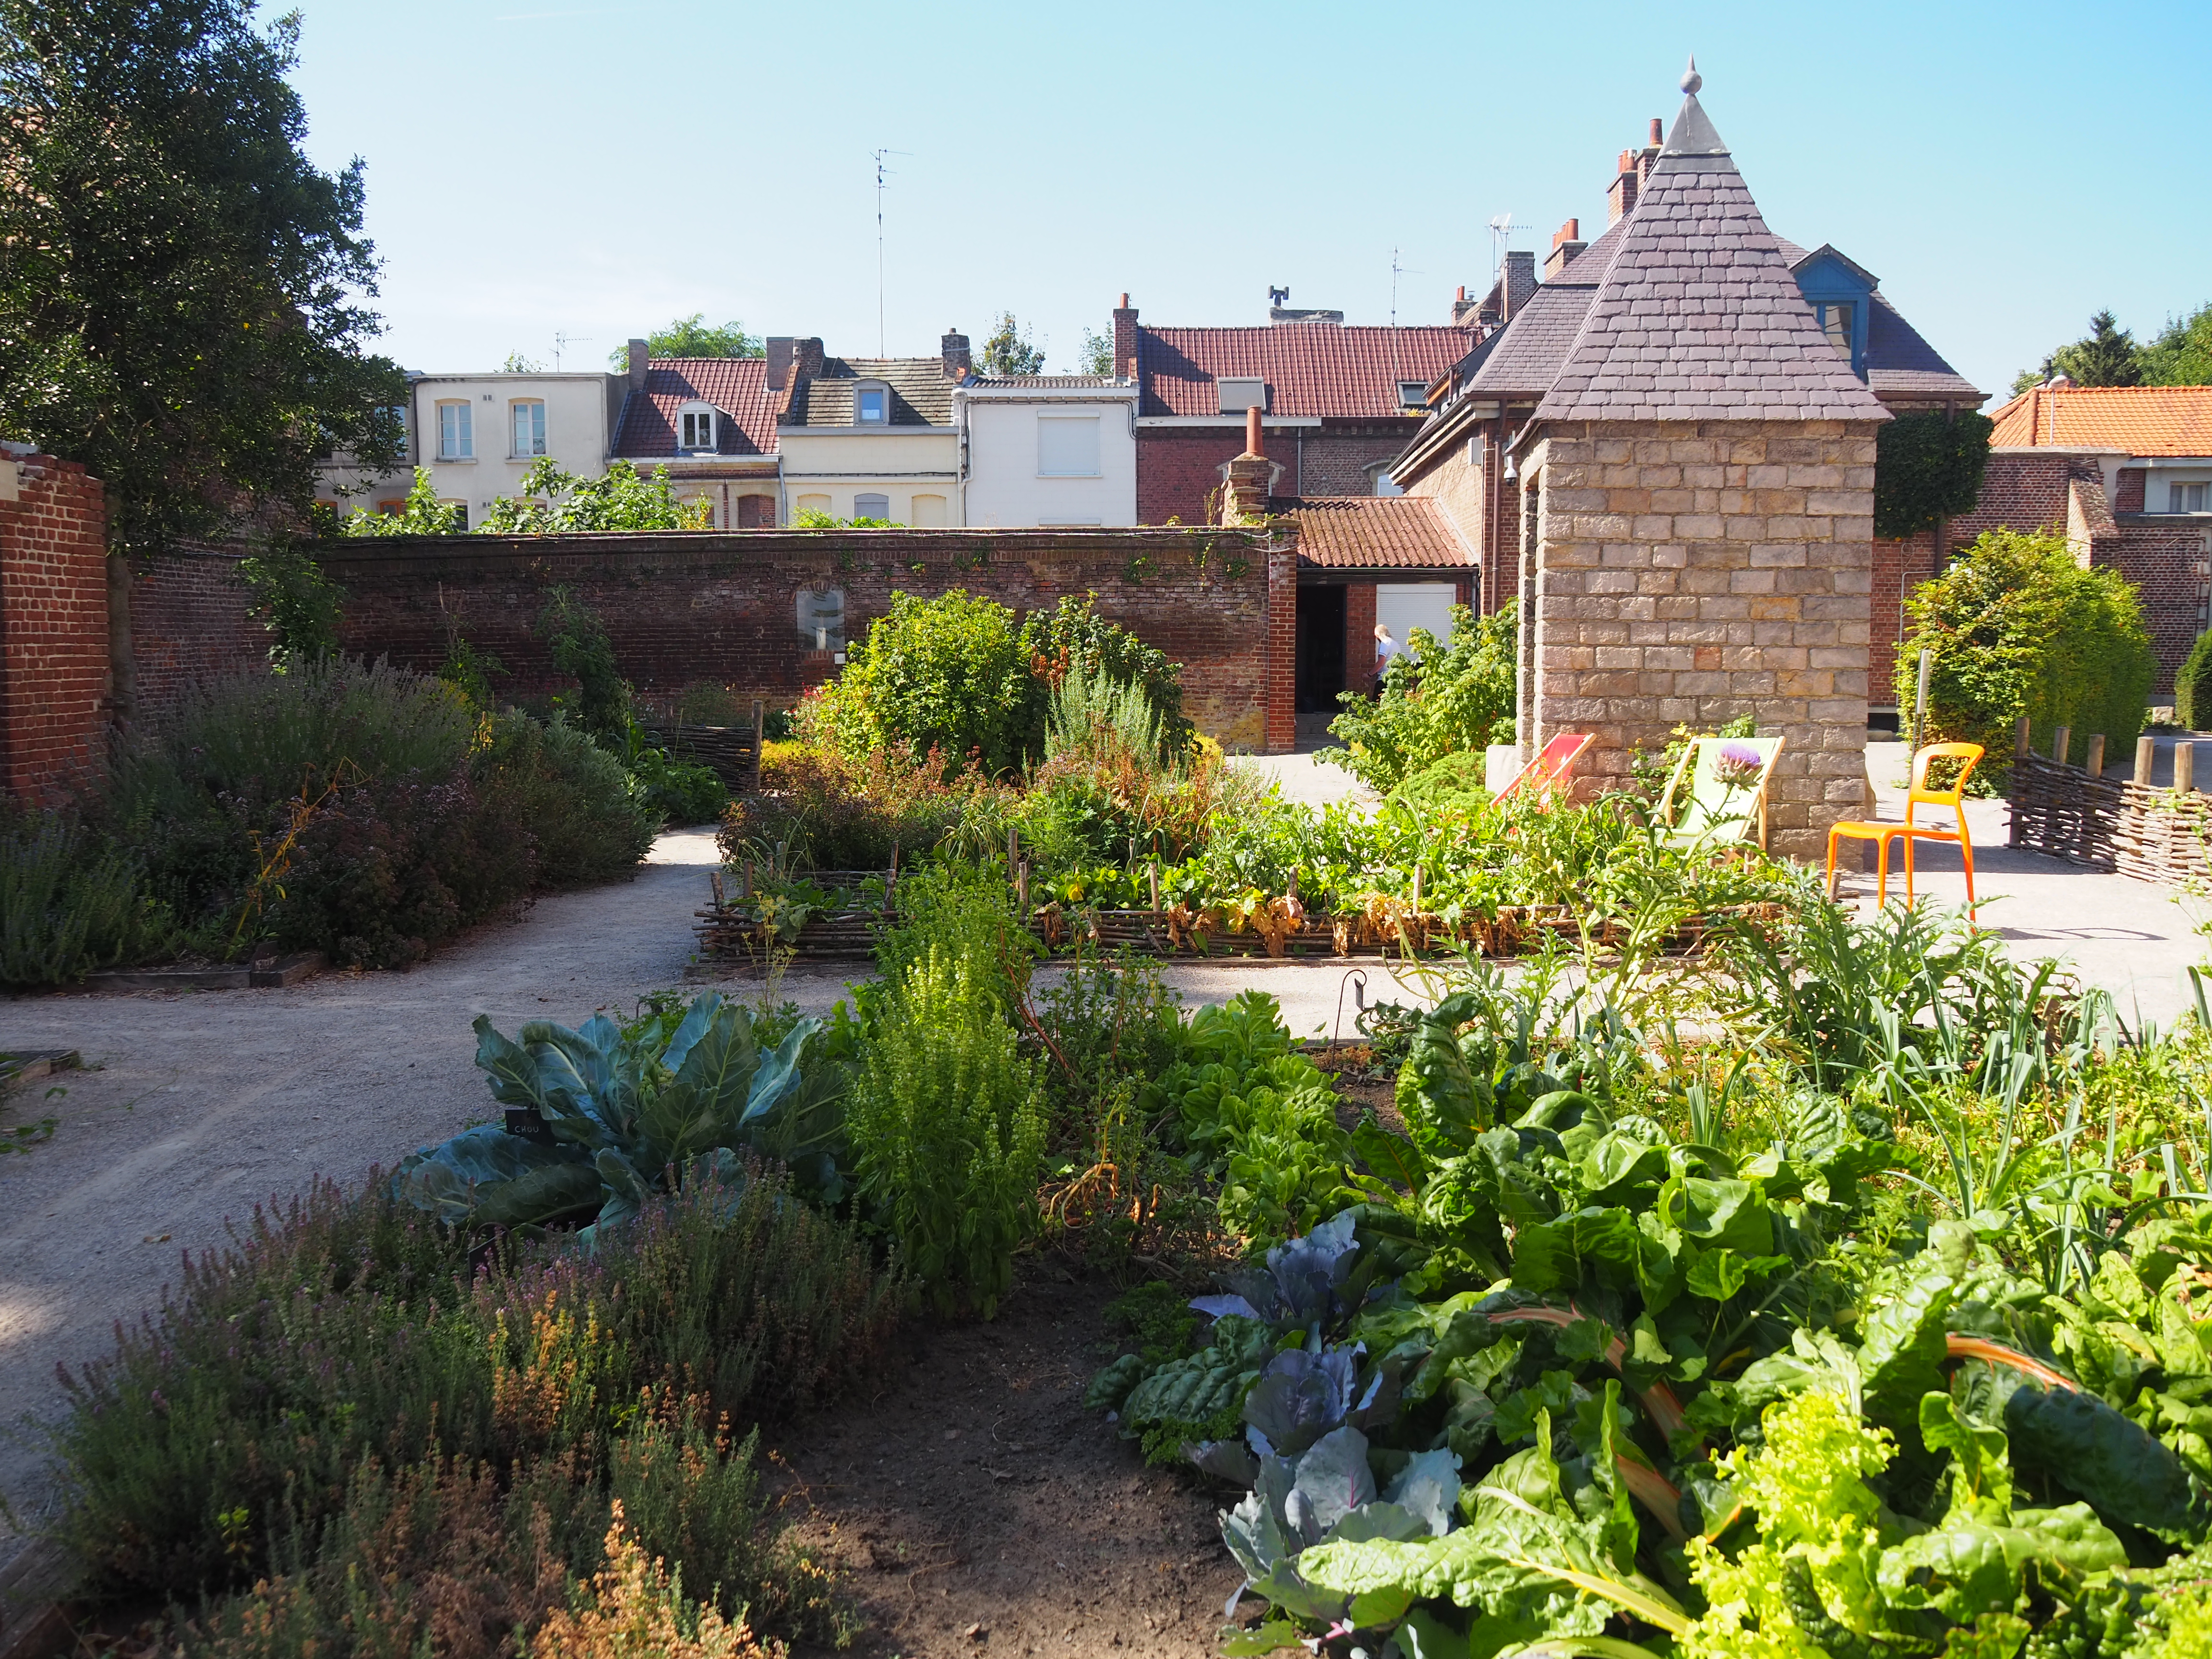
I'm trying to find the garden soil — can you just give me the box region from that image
[766,1269,1246,1659]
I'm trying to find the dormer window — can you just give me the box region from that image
[855,383,890,425]
[1815,301,1855,359]
[1397,380,1430,411]
[677,402,717,452]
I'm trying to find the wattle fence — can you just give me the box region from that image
[2006,718,2211,887]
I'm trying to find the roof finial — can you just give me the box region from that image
[1681,53,1702,95]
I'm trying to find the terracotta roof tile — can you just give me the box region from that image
[1987,385,2212,455]
[1287,496,1475,569]
[1139,323,1470,418]
[615,360,777,457]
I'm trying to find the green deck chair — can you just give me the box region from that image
[1657,735,1786,852]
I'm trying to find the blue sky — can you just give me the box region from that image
[289,0,2209,402]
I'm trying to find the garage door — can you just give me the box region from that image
[1377,583,1458,657]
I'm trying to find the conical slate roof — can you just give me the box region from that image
[1529,87,1889,424]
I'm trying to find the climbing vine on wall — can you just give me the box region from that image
[1873,409,1992,540]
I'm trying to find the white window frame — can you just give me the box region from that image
[437,399,473,460]
[510,398,547,457]
[1036,414,1102,478]
[854,382,890,426]
[2172,480,2211,515]
[677,402,718,452]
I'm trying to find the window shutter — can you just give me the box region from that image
[1037,416,1100,476]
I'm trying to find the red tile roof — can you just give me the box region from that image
[1987,385,2212,456]
[615,359,778,457]
[1288,496,1474,569]
[1139,323,1471,418]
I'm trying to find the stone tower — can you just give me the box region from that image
[1510,61,1887,859]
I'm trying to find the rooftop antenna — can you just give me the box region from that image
[871,147,912,357]
[1389,248,1421,387]
[1486,214,1528,281]
[552,330,590,372]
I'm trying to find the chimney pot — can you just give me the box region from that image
[1649,116,1663,146]
[625,337,647,392]
[1119,292,1129,308]
[1551,218,1580,249]
[1244,404,1263,459]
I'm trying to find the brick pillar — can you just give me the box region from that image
[1264,544,1298,753]
[1346,581,1378,694]
[0,454,111,802]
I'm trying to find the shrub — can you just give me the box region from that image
[537,588,632,750]
[479,714,659,889]
[845,943,1046,1318]
[1321,605,1516,792]
[629,748,728,826]
[722,739,1013,870]
[528,1505,772,1659]
[2178,629,2212,731]
[1019,593,1190,752]
[816,589,1034,776]
[0,812,172,987]
[1898,527,2157,781]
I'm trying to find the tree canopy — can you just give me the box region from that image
[0,0,406,553]
[2141,302,2212,387]
[615,314,763,363]
[979,312,1045,377]
[2011,304,2212,395]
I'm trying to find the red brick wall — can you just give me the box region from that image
[1870,530,1944,706]
[1135,419,1428,523]
[2116,469,2147,513]
[126,544,264,716]
[1945,453,2074,545]
[0,455,110,802]
[1345,581,1378,692]
[2101,521,2211,695]
[320,525,1300,753]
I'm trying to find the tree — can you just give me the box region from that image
[613,314,762,364]
[475,457,713,533]
[2010,309,2144,394]
[500,350,544,373]
[0,0,407,554]
[339,467,465,536]
[2141,301,2212,386]
[1873,409,1992,540]
[1076,326,1116,377]
[980,312,1045,377]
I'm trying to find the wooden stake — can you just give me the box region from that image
[2180,743,2197,795]
[2014,714,2032,758]
[2138,734,2158,786]
[2053,725,2071,767]
[2087,734,2106,779]
[1007,824,1020,866]
[1016,861,1030,912]
[1149,862,1161,912]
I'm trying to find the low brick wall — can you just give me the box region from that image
[126,542,264,717]
[0,455,110,801]
[319,525,1297,752]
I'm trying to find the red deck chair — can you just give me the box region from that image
[1492,732,1592,804]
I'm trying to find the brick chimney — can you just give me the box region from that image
[1112,294,1138,384]
[1543,219,1587,281]
[941,327,971,379]
[1221,405,1272,524]
[1452,283,1483,327]
[1502,250,1537,319]
[625,338,648,393]
[766,337,793,392]
[1608,151,1639,224]
[793,337,825,383]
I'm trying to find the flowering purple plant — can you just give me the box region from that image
[1711,742,1766,790]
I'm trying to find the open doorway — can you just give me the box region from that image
[1295,584,1347,713]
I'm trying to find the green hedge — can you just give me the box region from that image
[1897,527,2156,787]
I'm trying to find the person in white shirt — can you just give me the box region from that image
[1372,623,1400,695]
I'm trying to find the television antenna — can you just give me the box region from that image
[871,147,913,357]
[552,330,590,371]
[1486,214,1528,280]
[1389,248,1422,386]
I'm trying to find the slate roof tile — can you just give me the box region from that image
[785,358,956,427]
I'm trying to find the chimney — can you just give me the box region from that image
[1112,293,1138,385]
[1502,250,1537,319]
[941,327,971,379]
[1243,404,1264,459]
[1608,149,1639,224]
[625,337,648,393]
[793,337,825,383]
[1224,408,1272,525]
[1543,218,1587,281]
[765,337,793,392]
[1639,118,1662,187]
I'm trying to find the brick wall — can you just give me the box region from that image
[1296,423,1422,498]
[321,525,1298,753]
[1524,419,1880,861]
[2104,520,2212,694]
[2116,469,2147,514]
[1869,529,1943,706]
[1345,581,1378,692]
[1946,452,2074,545]
[126,543,264,716]
[0,455,110,801]
[1135,421,1428,523]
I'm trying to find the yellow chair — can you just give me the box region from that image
[1825,742,1982,907]
[1658,736,1785,852]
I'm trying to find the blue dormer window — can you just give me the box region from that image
[1816,301,1855,359]
[1790,245,1876,381]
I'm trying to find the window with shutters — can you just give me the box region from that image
[1037,415,1100,477]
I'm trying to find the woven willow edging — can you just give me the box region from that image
[2008,751,2212,887]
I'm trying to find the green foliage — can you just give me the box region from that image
[846,943,1046,1318]
[537,587,632,749]
[238,544,345,671]
[615,314,764,364]
[480,458,714,534]
[1322,606,1517,792]
[791,506,901,528]
[979,310,1046,376]
[2014,309,2147,395]
[1021,592,1192,752]
[817,589,1036,775]
[339,467,466,536]
[1874,409,1994,541]
[1898,527,2156,777]
[2141,301,2212,387]
[630,748,728,825]
[0,0,407,554]
[2176,629,2212,731]
[0,811,171,987]
[1077,325,1117,377]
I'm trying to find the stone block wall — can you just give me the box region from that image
[0,455,110,801]
[1523,418,1880,861]
[321,525,1297,753]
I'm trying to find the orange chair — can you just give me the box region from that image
[1824,742,1983,907]
[1493,732,1593,804]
